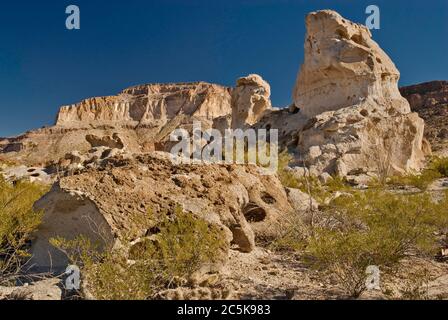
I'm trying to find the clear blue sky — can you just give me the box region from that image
[0,0,447,137]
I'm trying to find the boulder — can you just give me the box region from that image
[30,153,293,273]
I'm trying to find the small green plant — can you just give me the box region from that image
[0,177,48,283]
[388,170,441,191]
[51,206,228,300]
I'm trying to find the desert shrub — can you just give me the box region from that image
[398,267,431,300]
[51,206,228,300]
[302,191,448,297]
[0,177,48,283]
[277,152,352,204]
[277,152,301,189]
[428,157,448,177]
[275,190,448,297]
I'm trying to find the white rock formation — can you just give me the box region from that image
[292,10,428,176]
[231,74,272,129]
[293,10,410,118]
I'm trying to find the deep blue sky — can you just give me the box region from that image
[0,0,447,137]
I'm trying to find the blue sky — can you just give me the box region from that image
[0,0,447,137]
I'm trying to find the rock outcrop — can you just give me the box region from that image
[293,10,409,118]
[231,74,272,129]
[291,10,428,177]
[401,81,448,154]
[400,81,448,112]
[30,152,293,272]
[56,82,232,128]
[0,83,233,166]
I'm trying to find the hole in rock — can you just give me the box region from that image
[350,34,364,45]
[243,203,267,223]
[360,109,369,117]
[261,193,276,204]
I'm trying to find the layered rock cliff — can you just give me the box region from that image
[56,82,232,128]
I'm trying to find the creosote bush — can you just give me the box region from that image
[305,191,448,297]
[51,206,228,300]
[0,177,48,283]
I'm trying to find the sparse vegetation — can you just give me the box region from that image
[0,177,48,284]
[388,157,448,191]
[271,167,448,298]
[50,206,228,300]
[305,191,448,297]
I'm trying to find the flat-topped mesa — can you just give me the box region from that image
[293,10,410,118]
[56,82,233,128]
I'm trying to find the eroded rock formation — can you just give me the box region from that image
[293,10,409,118]
[291,10,428,177]
[231,74,272,129]
[30,152,293,272]
[56,82,232,128]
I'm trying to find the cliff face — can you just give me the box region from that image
[401,81,448,154]
[56,82,233,128]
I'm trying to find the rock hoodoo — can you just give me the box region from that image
[293,10,409,118]
[291,10,428,177]
[231,74,272,129]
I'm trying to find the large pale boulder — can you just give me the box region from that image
[292,10,428,176]
[231,74,272,129]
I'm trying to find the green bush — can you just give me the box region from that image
[0,177,48,283]
[273,153,448,297]
[51,206,228,300]
[428,157,448,177]
[299,190,447,297]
